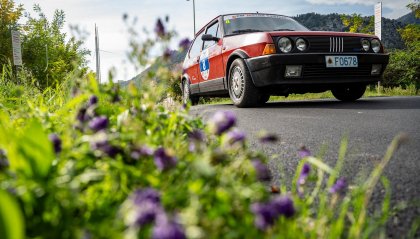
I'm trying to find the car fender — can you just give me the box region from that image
[180,74,190,92]
[181,73,200,95]
[226,50,257,88]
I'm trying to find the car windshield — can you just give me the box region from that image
[223,14,309,35]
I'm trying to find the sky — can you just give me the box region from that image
[15,0,412,82]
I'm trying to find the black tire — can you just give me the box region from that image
[258,94,270,105]
[228,59,262,107]
[182,80,199,105]
[331,85,366,102]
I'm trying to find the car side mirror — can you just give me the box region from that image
[202,34,220,42]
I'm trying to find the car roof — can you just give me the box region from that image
[195,13,291,37]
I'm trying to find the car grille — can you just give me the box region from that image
[303,64,372,78]
[305,36,364,53]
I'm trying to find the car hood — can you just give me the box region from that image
[268,31,377,38]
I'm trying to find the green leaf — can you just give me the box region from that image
[0,190,25,239]
[6,119,54,178]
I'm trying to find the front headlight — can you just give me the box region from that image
[361,39,370,52]
[371,39,381,53]
[278,37,293,53]
[296,38,307,52]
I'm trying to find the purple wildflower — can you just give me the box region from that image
[0,149,9,170]
[163,48,175,60]
[298,163,311,185]
[226,128,246,145]
[77,107,88,123]
[131,188,161,205]
[154,18,166,37]
[259,133,279,143]
[131,146,154,160]
[181,103,187,110]
[251,202,276,230]
[188,130,205,152]
[88,95,98,107]
[89,116,109,132]
[48,133,62,154]
[130,189,163,226]
[152,215,186,239]
[135,202,163,226]
[188,129,205,142]
[91,139,121,157]
[178,38,191,51]
[271,195,295,218]
[210,111,236,135]
[154,147,177,171]
[252,160,271,181]
[298,146,311,158]
[112,95,121,103]
[100,144,121,157]
[329,177,348,195]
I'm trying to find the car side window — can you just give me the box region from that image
[203,22,219,49]
[189,31,204,59]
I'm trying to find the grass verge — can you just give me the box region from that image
[201,84,420,105]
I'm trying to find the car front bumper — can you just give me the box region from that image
[245,53,389,87]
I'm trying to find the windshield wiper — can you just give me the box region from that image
[232,29,264,34]
[273,28,295,31]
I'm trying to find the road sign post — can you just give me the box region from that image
[11,30,22,66]
[374,2,382,40]
[374,2,382,94]
[11,30,22,82]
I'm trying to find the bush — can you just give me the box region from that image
[383,42,420,89]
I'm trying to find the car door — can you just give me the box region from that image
[186,31,204,94]
[198,21,225,92]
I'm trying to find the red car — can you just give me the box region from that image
[181,13,389,107]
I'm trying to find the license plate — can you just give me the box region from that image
[325,56,358,68]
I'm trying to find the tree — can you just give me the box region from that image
[340,14,374,34]
[407,0,420,18]
[0,0,23,65]
[400,1,420,47]
[21,5,90,89]
[383,1,420,89]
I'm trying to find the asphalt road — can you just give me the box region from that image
[191,96,420,237]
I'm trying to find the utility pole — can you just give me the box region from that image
[95,24,101,83]
[186,0,196,36]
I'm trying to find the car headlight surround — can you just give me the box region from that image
[361,39,370,52]
[371,39,381,53]
[296,38,307,52]
[278,37,293,53]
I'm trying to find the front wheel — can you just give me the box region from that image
[228,59,262,107]
[331,85,366,102]
[182,80,199,105]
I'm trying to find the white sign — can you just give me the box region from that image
[374,2,382,40]
[11,30,22,66]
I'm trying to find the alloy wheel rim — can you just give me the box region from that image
[231,66,244,100]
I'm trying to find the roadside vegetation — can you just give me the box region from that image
[0,0,419,238]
